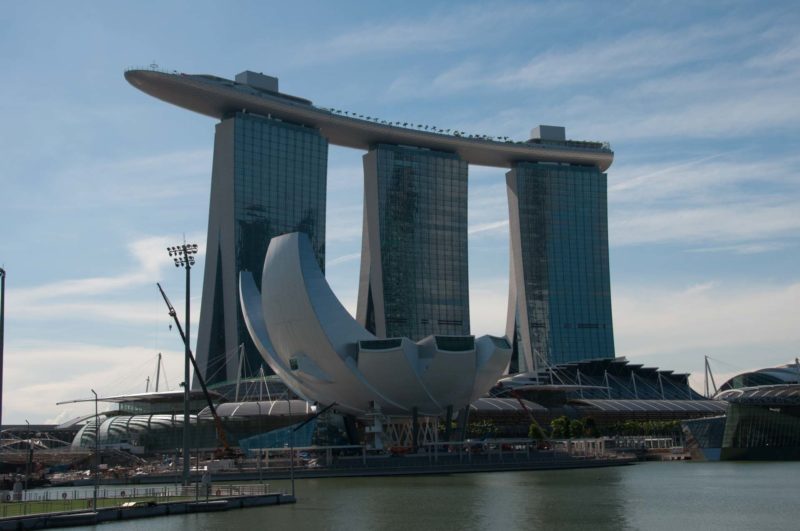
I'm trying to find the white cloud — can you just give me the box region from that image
[10,235,205,304]
[465,275,800,396]
[614,280,800,392]
[4,342,184,424]
[614,280,800,359]
[468,277,509,337]
[5,233,206,347]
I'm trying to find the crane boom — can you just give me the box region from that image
[156,282,233,453]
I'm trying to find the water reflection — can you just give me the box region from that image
[525,468,628,530]
[90,462,800,531]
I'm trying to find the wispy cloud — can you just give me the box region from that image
[8,234,205,330]
[12,150,213,212]
[388,14,775,96]
[294,3,547,63]
[685,242,790,255]
[611,201,800,247]
[384,11,800,144]
[609,153,800,249]
[469,220,508,235]
[609,152,733,197]
[327,252,361,267]
[326,204,363,242]
[491,24,743,89]
[11,235,204,303]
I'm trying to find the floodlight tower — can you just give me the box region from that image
[167,242,198,486]
[0,267,5,431]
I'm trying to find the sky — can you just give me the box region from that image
[0,1,798,424]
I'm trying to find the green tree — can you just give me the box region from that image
[550,416,570,438]
[569,419,585,439]
[528,421,546,441]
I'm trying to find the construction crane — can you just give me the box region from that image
[156,282,239,458]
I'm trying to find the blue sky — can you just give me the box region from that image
[1,1,798,423]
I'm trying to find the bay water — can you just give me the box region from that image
[88,461,799,530]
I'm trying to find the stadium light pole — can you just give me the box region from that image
[0,267,5,431]
[167,242,198,487]
[91,389,98,511]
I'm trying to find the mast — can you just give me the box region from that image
[704,356,718,398]
[235,344,245,402]
[155,352,162,392]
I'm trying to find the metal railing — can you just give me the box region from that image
[0,483,273,519]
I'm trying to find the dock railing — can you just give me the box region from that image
[0,483,273,518]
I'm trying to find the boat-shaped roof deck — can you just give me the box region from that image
[125,68,613,171]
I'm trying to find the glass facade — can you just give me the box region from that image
[360,144,469,340]
[197,112,328,386]
[723,405,800,452]
[72,415,212,453]
[508,162,614,368]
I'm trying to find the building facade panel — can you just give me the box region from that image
[506,162,614,371]
[357,144,470,340]
[195,112,327,386]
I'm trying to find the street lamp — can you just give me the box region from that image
[0,267,5,430]
[287,393,295,498]
[167,242,198,487]
[24,419,30,491]
[91,389,98,512]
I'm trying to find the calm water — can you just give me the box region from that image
[88,462,799,530]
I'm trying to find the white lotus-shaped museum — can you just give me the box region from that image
[239,232,511,417]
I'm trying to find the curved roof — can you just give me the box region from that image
[718,363,800,392]
[56,389,224,405]
[197,400,315,419]
[570,398,727,414]
[715,384,800,405]
[470,397,547,412]
[125,68,613,171]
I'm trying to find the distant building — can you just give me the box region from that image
[125,69,615,388]
[357,144,470,340]
[506,155,614,372]
[683,362,800,460]
[194,110,328,385]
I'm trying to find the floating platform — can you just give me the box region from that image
[0,492,294,530]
